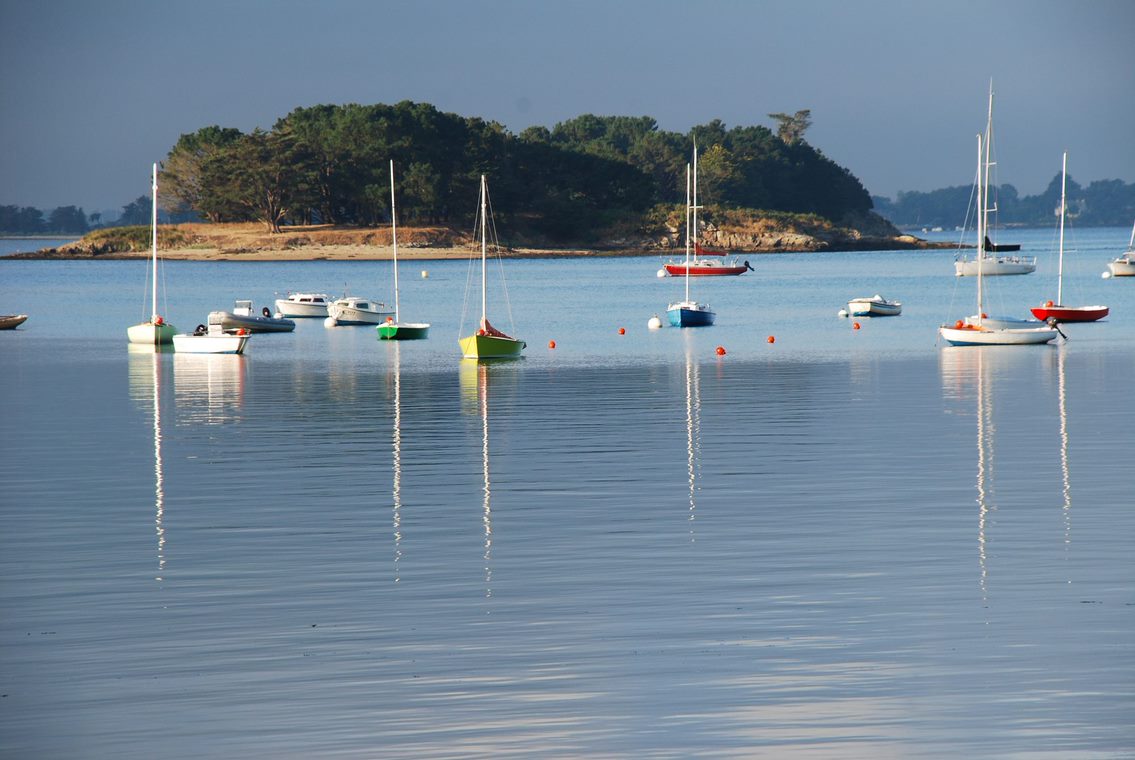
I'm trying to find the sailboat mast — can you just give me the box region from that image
[1057,151,1067,305]
[150,162,158,320]
[480,174,487,323]
[982,82,994,262]
[692,143,699,257]
[684,163,691,302]
[976,134,985,321]
[390,160,400,323]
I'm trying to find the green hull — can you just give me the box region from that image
[459,333,525,359]
[377,322,430,340]
[127,320,177,345]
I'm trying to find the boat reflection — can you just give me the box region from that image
[683,337,702,540]
[388,343,404,583]
[459,360,494,596]
[173,352,247,425]
[1052,344,1072,554]
[126,345,168,581]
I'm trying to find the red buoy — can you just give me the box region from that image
[715,345,726,356]
[548,339,556,349]
[767,336,775,344]
[618,327,626,335]
[852,322,861,330]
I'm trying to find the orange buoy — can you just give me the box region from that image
[618,327,626,335]
[548,339,556,349]
[954,320,964,329]
[767,336,775,344]
[1046,300,1054,307]
[154,316,163,325]
[852,322,861,330]
[715,345,726,356]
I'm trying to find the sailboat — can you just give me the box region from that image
[458,175,525,359]
[1029,153,1108,323]
[127,164,177,344]
[378,160,430,340]
[666,156,716,327]
[940,134,1058,346]
[953,85,1036,277]
[1106,220,1135,277]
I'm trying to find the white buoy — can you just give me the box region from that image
[648,315,663,329]
[324,317,338,328]
[838,309,849,318]
[656,268,667,278]
[421,270,429,279]
[1101,271,1112,279]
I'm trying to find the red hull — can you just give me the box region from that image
[664,263,748,277]
[1029,305,1109,322]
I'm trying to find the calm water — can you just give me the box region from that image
[2,228,1134,757]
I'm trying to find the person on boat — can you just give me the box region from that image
[477,317,512,340]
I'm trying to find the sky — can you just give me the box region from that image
[2,0,1133,214]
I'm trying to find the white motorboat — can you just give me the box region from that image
[1107,221,1135,276]
[275,292,332,317]
[847,294,902,317]
[209,300,295,332]
[326,295,392,326]
[172,322,250,354]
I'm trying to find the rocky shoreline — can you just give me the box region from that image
[9,217,956,261]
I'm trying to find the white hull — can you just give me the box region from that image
[275,293,331,317]
[954,256,1036,276]
[847,296,901,317]
[964,314,1043,330]
[1107,256,1135,276]
[127,321,177,345]
[173,325,250,354]
[327,297,393,325]
[940,324,1057,346]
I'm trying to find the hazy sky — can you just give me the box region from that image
[2,0,1132,213]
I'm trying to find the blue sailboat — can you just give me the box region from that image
[667,148,715,327]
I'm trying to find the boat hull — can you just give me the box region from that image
[209,311,295,333]
[172,333,250,354]
[327,300,393,325]
[664,261,749,277]
[378,322,430,340]
[1029,305,1109,323]
[965,314,1043,330]
[1107,257,1135,276]
[459,333,525,359]
[127,320,177,345]
[667,302,715,327]
[939,324,1057,346]
[847,298,902,317]
[274,294,331,317]
[954,256,1036,276]
[0,314,29,330]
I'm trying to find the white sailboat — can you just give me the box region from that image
[940,134,1058,346]
[1107,221,1135,276]
[378,160,430,340]
[459,175,525,359]
[666,152,715,327]
[127,164,177,344]
[953,85,1036,277]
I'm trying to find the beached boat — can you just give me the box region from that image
[0,314,28,330]
[667,152,715,328]
[209,300,296,332]
[327,295,393,326]
[378,160,430,341]
[940,133,1057,347]
[274,292,331,317]
[459,175,525,359]
[952,86,1036,277]
[1106,221,1135,276]
[172,322,250,354]
[1030,154,1108,323]
[127,164,177,345]
[847,294,902,317]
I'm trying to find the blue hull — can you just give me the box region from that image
[667,306,715,327]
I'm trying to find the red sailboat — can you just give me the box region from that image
[1029,153,1108,324]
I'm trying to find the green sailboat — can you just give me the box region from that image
[378,159,430,340]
